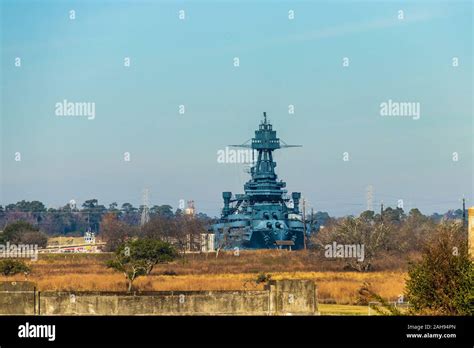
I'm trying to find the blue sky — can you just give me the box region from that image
[1,0,472,216]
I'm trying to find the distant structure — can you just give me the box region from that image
[210,112,314,250]
[42,234,105,253]
[200,233,215,252]
[84,230,95,244]
[140,188,150,226]
[185,200,195,216]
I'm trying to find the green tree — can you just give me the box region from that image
[0,259,30,276]
[121,203,139,225]
[0,221,47,247]
[405,223,474,315]
[82,199,107,232]
[150,205,174,218]
[10,200,46,224]
[359,210,375,223]
[108,202,121,217]
[107,239,177,292]
[382,207,405,224]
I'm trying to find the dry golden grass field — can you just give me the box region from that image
[3,250,408,305]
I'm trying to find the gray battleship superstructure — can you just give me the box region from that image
[210,113,312,250]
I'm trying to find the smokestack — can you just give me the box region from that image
[292,192,301,214]
[222,192,232,216]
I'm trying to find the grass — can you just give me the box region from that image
[318,304,370,316]
[2,250,407,305]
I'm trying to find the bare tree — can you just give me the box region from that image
[101,213,138,252]
[315,216,392,271]
[141,215,206,255]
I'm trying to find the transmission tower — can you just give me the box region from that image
[366,185,374,211]
[140,188,150,226]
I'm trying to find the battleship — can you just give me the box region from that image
[210,112,313,250]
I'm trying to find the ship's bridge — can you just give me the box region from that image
[210,112,314,250]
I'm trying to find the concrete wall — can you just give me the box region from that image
[39,290,271,315]
[267,279,317,315]
[0,279,318,316]
[0,281,36,315]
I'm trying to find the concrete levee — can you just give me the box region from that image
[0,281,36,315]
[267,279,317,315]
[0,279,318,315]
[38,290,271,315]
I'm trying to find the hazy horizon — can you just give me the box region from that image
[1,0,473,217]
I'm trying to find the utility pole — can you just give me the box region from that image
[462,196,466,227]
[302,198,307,250]
[380,201,384,223]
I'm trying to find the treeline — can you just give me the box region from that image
[0,199,212,235]
[310,207,468,272]
[101,213,209,252]
[0,221,48,248]
[0,200,466,237]
[309,206,466,229]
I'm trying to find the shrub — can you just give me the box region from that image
[162,270,178,276]
[106,238,177,292]
[255,272,271,284]
[0,259,30,276]
[405,223,474,315]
